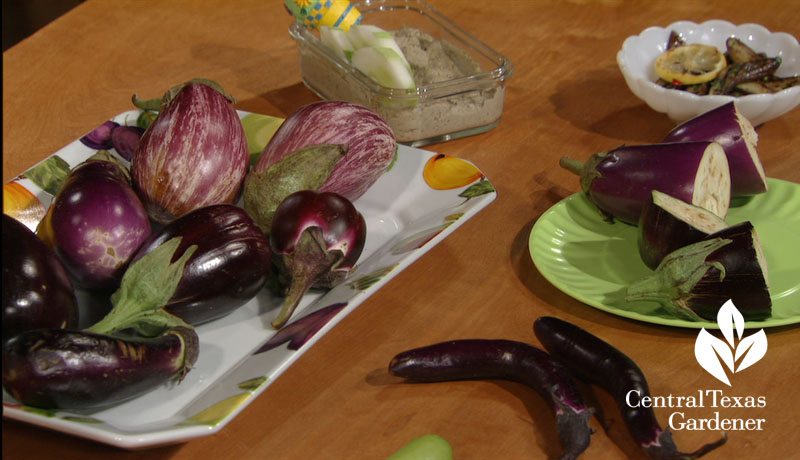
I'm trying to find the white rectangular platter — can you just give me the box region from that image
[2,110,497,449]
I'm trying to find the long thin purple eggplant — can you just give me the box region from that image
[560,142,730,225]
[662,101,767,196]
[389,339,593,460]
[534,316,727,460]
[1,326,198,410]
[628,221,771,321]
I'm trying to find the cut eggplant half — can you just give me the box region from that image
[637,190,729,270]
[627,221,771,321]
[663,101,767,196]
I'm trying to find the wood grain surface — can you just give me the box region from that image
[3,1,799,459]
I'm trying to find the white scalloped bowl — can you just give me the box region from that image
[617,20,800,126]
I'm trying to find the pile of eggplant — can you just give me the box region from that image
[388,316,728,459]
[2,79,397,410]
[560,101,772,321]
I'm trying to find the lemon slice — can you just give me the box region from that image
[654,44,727,85]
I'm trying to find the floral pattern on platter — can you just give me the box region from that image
[1,110,496,448]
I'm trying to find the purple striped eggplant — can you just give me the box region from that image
[534,316,727,460]
[1,326,198,410]
[389,339,594,460]
[270,191,366,329]
[43,151,151,291]
[663,101,767,196]
[637,190,728,270]
[628,221,771,321]
[2,215,78,341]
[253,101,396,202]
[131,204,271,325]
[560,141,731,225]
[131,81,249,223]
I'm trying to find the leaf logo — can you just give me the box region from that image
[694,299,768,386]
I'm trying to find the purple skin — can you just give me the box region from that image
[389,339,594,460]
[111,125,145,161]
[270,191,366,329]
[132,83,249,223]
[663,101,767,196]
[629,221,772,321]
[131,204,272,325]
[560,142,729,225]
[49,156,151,291]
[80,120,119,150]
[2,215,78,341]
[1,326,198,410]
[254,101,396,202]
[534,316,727,460]
[637,191,728,270]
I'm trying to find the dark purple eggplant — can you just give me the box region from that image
[80,120,119,150]
[111,125,145,161]
[1,326,198,410]
[270,190,366,329]
[389,339,593,460]
[534,316,727,460]
[637,190,728,270]
[560,142,730,225]
[43,151,152,291]
[2,215,78,341]
[131,204,271,325]
[627,221,771,321]
[662,102,767,196]
[131,80,249,223]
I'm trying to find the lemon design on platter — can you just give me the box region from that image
[654,44,727,85]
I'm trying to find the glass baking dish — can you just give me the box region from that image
[289,0,513,146]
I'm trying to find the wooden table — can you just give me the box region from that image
[3,1,799,458]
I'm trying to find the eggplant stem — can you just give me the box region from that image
[559,156,585,176]
[271,228,343,329]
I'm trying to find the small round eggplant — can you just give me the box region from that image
[637,190,729,270]
[627,221,771,321]
[111,125,145,161]
[270,191,366,329]
[2,215,78,341]
[560,142,731,225]
[131,204,271,325]
[45,152,152,291]
[132,82,249,223]
[663,101,767,196]
[1,326,198,410]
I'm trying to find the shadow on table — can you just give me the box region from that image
[549,64,673,143]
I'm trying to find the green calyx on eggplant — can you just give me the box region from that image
[560,141,731,225]
[2,215,78,341]
[626,221,771,321]
[131,204,272,325]
[131,80,248,223]
[663,101,767,196]
[269,191,366,329]
[1,326,198,410]
[637,190,729,270]
[252,101,397,203]
[243,143,346,233]
[2,238,200,410]
[42,150,152,291]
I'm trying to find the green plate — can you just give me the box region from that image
[529,178,800,329]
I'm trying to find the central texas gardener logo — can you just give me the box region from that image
[695,300,768,386]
